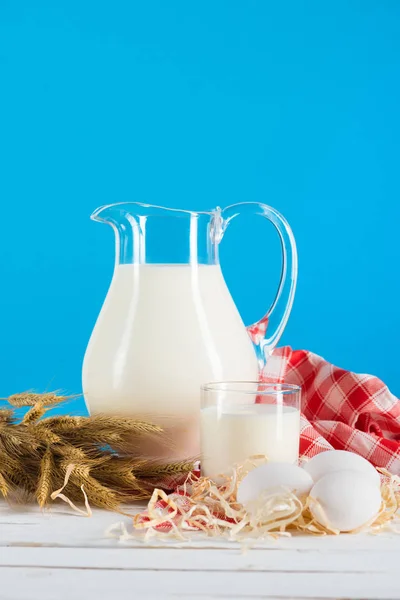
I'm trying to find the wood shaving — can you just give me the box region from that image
[50,464,92,517]
[128,461,400,544]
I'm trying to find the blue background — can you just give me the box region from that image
[1,0,399,414]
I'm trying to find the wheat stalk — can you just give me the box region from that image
[36,447,54,508]
[0,409,14,424]
[39,416,85,432]
[0,392,194,510]
[133,460,194,477]
[7,392,68,407]
[0,471,9,497]
[22,402,47,425]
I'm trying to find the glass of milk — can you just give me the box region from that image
[200,382,301,479]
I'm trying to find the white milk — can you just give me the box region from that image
[82,264,259,459]
[200,404,300,478]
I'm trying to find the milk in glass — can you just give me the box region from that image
[200,403,301,478]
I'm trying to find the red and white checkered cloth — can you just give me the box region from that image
[261,346,400,475]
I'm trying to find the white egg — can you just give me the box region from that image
[309,470,382,532]
[303,450,380,487]
[237,463,314,506]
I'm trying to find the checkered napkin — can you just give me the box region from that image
[261,346,400,475]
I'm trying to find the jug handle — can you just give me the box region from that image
[221,202,298,366]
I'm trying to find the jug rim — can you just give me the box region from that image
[91,202,219,220]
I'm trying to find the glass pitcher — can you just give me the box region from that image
[82,202,297,459]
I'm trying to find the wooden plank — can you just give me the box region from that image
[1,567,399,599]
[1,505,400,551]
[0,545,399,574]
[2,522,400,552]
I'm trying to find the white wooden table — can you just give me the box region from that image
[1,503,399,600]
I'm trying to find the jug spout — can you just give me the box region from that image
[91,202,145,224]
[91,204,116,223]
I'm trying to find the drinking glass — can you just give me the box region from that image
[200,382,301,478]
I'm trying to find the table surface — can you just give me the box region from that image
[1,502,399,600]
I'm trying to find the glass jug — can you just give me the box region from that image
[82,202,297,459]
